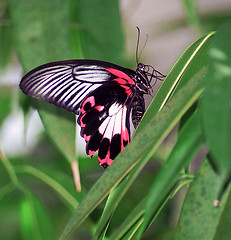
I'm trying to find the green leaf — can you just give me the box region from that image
[11,0,76,163]
[108,198,145,240]
[19,194,54,240]
[0,1,12,68]
[200,13,231,32]
[175,159,231,240]
[68,0,84,59]
[10,0,72,70]
[201,21,231,198]
[136,109,203,238]
[0,86,12,126]
[181,0,202,33]
[35,103,77,163]
[213,188,231,240]
[17,165,81,210]
[76,0,125,64]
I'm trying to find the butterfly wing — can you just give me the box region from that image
[20,59,138,167]
[77,82,134,168]
[20,60,134,115]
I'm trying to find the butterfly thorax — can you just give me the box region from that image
[134,63,152,95]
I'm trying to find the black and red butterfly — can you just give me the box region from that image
[19,59,164,168]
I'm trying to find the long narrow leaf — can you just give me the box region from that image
[128,109,204,238]
[109,106,204,239]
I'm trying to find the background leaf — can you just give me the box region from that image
[10,0,76,163]
[181,0,202,33]
[0,87,12,126]
[76,0,125,64]
[19,194,54,240]
[0,1,12,68]
[175,159,231,240]
[201,21,231,198]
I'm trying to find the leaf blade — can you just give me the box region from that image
[201,21,231,197]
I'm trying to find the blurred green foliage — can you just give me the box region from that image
[0,0,231,239]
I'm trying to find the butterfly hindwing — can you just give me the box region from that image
[77,82,133,168]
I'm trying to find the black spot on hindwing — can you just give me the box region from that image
[110,134,122,160]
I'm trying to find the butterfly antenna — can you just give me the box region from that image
[136,27,141,64]
[136,27,148,63]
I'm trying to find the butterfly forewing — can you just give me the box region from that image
[20,60,123,115]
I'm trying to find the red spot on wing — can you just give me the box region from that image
[106,157,113,166]
[122,85,134,97]
[81,96,95,113]
[106,68,135,85]
[95,105,104,111]
[106,68,135,84]
[83,134,91,142]
[121,128,129,150]
[98,152,113,167]
[88,150,96,157]
[79,114,86,127]
[106,68,134,96]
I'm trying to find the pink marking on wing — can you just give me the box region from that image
[106,157,113,166]
[98,154,114,167]
[121,128,129,150]
[81,96,95,113]
[83,134,91,142]
[79,114,86,127]
[106,68,135,85]
[95,105,104,111]
[98,157,106,165]
[88,150,96,157]
[122,85,133,96]
[121,106,130,150]
[113,78,127,85]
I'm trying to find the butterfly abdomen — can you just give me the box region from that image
[131,95,145,128]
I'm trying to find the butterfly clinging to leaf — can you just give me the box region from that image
[19,31,164,168]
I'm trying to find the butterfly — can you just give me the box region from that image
[19,59,164,168]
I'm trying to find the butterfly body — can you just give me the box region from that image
[20,59,163,168]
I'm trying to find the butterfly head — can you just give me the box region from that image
[135,62,165,95]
